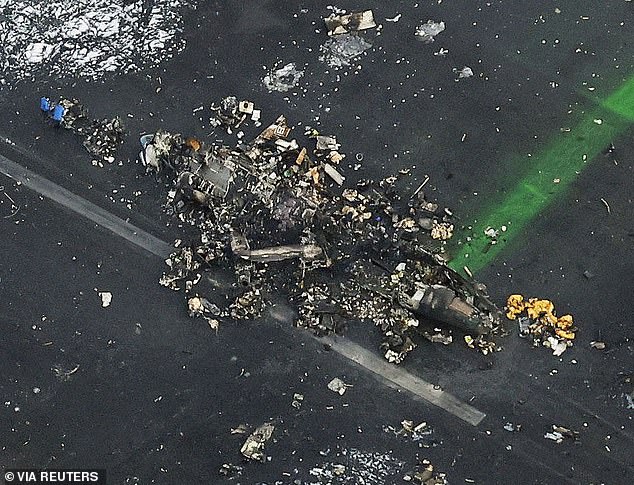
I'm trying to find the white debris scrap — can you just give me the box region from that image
[324,163,345,186]
[546,336,568,356]
[544,425,579,443]
[0,0,188,83]
[263,62,304,92]
[98,291,112,308]
[544,430,564,443]
[455,66,474,79]
[415,20,446,43]
[327,377,350,395]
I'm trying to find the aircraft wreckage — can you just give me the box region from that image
[137,97,503,362]
[44,95,502,362]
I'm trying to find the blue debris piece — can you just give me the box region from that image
[52,104,65,122]
[40,97,50,112]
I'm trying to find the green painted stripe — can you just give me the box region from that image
[448,77,634,274]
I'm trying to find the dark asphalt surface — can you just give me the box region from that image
[1,1,633,484]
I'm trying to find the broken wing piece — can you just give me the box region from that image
[324,10,377,36]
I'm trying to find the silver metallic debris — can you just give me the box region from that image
[52,364,80,382]
[292,393,304,409]
[218,463,243,478]
[240,422,275,461]
[231,229,324,263]
[323,163,345,186]
[187,296,221,331]
[0,0,187,82]
[544,424,579,443]
[310,449,404,484]
[403,459,447,484]
[422,330,452,345]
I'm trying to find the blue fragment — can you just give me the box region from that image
[40,97,50,112]
[52,104,65,122]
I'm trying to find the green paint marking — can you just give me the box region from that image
[602,76,634,120]
[448,77,634,275]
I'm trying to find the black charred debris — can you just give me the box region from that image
[53,98,124,164]
[47,96,504,363]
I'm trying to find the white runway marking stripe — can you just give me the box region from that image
[320,334,486,426]
[1,152,486,426]
[0,153,173,258]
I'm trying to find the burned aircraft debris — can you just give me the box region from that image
[187,295,222,331]
[43,98,124,162]
[403,459,448,485]
[135,95,503,363]
[324,10,377,36]
[384,420,439,449]
[506,294,576,356]
[240,422,275,461]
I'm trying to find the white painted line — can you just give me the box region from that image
[268,305,486,426]
[320,334,486,426]
[1,152,486,426]
[0,153,173,259]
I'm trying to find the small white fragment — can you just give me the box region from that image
[98,291,112,307]
[546,336,567,356]
[544,431,564,443]
[455,66,474,79]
